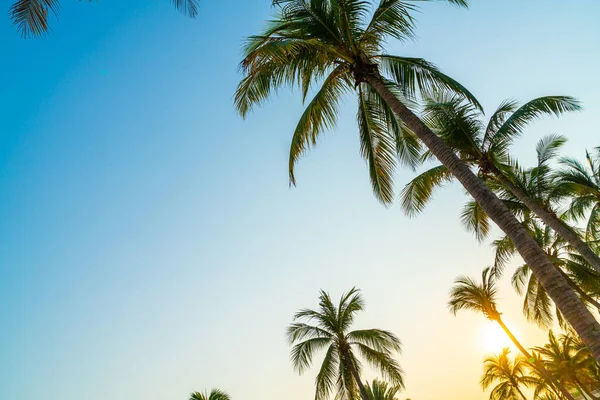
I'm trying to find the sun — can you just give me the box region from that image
[480,322,517,353]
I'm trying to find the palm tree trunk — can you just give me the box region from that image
[495,318,575,400]
[342,348,370,400]
[513,383,528,400]
[491,169,600,274]
[363,75,600,363]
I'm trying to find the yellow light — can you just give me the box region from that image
[480,322,517,353]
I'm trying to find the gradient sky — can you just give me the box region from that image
[1,1,599,399]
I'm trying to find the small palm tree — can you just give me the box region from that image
[9,0,200,38]
[448,267,574,400]
[235,0,600,359]
[189,389,231,400]
[481,348,536,400]
[288,288,404,400]
[400,96,600,274]
[365,379,402,400]
[555,147,600,247]
[535,331,600,400]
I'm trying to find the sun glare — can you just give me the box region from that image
[480,322,517,353]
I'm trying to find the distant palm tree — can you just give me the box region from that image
[189,389,231,400]
[481,348,536,400]
[235,0,600,360]
[448,267,574,400]
[287,288,404,400]
[365,379,402,400]
[555,147,600,246]
[535,331,600,400]
[9,0,199,38]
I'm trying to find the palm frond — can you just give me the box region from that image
[171,0,200,17]
[460,200,491,242]
[377,55,482,110]
[357,84,397,204]
[10,0,61,38]
[400,164,453,216]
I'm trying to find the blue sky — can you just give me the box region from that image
[1,1,599,399]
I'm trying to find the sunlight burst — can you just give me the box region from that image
[480,322,517,353]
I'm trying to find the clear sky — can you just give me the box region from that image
[1,1,599,399]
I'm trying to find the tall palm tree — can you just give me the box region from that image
[481,348,536,400]
[400,96,600,274]
[189,389,231,400]
[365,379,402,400]
[287,288,404,400]
[9,0,200,38]
[535,331,600,400]
[234,0,600,360]
[555,147,600,246]
[448,267,575,400]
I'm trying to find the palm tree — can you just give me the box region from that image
[189,389,231,400]
[493,219,600,329]
[9,0,200,38]
[555,147,600,247]
[400,96,600,274]
[448,267,575,400]
[365,379,402,400]
[287,288,404,400]
[234,0,600,360]
[535,331,600,400]
[481,348,536,400]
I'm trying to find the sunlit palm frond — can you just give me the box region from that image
[171,0,200,17]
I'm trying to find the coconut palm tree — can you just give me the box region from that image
[400,96,600,274]
[9,0,199,38]
[493,219,600,329]
[555,147,600,246]
[365,379,402,400]
[535,331,600,400]
[481,348,536,400]
[234,0,600,360]
[189,389,231,400]
[287,288,404,400]
[448,267,575,400]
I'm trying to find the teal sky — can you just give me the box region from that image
[1,1,599,399]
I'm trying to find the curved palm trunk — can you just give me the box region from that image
[496,318,575,400]
[342,348,370,400]
[363,75,600,363]
[491,170,600,274]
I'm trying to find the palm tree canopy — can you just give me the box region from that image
[235,0,480,205]
[400,96,580,221]
[556,147,600,243]
[365,379,402,400]
[534,331,600,393]
[288,288,404,400]
[480,348,537,400]
[448,266,501,320]
[10,0,200,38]
[189,389,231,400]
